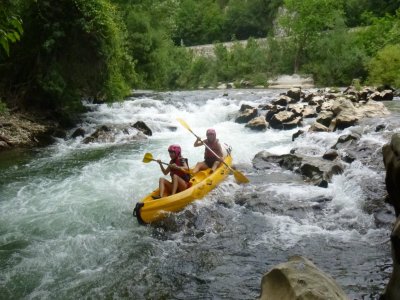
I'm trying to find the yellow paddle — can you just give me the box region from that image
[176,118,249,184]
[142,152,169,166]
[142,152,192,174]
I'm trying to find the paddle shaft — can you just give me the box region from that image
[150,159,169,166]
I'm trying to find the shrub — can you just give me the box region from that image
[367,44,400,88]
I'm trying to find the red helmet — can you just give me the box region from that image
[168,144,181,156]
[206,128,216,136]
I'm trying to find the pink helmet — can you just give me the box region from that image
[168,144,181,156]
[206,128,216,136]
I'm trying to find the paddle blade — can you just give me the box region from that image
[233,170,249,184]
[176,118,190,131]
[142,152,154,163]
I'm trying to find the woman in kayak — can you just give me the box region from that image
[193,128,223,173]
[155,144,190,198]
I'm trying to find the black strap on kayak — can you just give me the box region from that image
[133,202,145,225]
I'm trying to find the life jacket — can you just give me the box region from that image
[170,156,190,182]
[204,139,222,159]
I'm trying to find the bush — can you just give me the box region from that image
[367,44,400,88]
[0,100,8,115]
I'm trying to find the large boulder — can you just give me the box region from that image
[382,133,400,217]
[259,256,348,300]
[381,217,400,300]
[245,116,268,131]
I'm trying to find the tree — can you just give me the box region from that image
[173,0,225,46]
[0,0,136,115]
[0,1,23,57]
[367,44,400,88]
[277,0,346,73]
[224,0,282,40]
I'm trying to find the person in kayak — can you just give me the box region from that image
[155,144,190,198]
[193,128,223,173]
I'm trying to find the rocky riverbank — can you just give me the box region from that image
[0,112,63,151]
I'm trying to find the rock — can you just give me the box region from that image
[309,122,329,132]
[133,121,152,136]
[245,116,268,131]
[381,217,400,300]
[272,95,292,106]
[292,130,304,141]
[259,256,348,300]
[253,151,344,183]
[316,111,334,127]
[322,150,339,161]
[235,108,258,124]
[383,134,400,217]
[0,112,54,150]
[269,111,296,129]
[286,87,302,102]
[71,127,86,138]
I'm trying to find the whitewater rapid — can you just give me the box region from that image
[0,89,396,299]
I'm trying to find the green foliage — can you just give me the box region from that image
[278,0,346,73]
[0,0,136,114]
[367,44,400,88]
[173,0,225,46]
[344,0,400,27]
[0,1,23,57]
[303,30,367,86]
[355,10,400,57]
[0,99,8,114]
[224,0,282,40]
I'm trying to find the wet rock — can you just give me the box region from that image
[253,151,344,183]
[260,256,348,300]
[382,133,400,217]
[316,111,334,127]
[376,124,386,132]
[71,127,86,138]
[272,95,292,106]
[322,150,339,161]
[133,121,152,136]
[286,87,302,102]
[235,108,258,124]
[309,122,329,132]
[381,217,400,300]
[292,130,304,141]
[245,116,268,131]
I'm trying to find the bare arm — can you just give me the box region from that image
[215,141,224,160]
[194,137,205,147]
[170,158,190,173]
[157,160,170,175]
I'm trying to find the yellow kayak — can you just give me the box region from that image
[133,154,233,224]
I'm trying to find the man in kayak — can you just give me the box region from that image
[193,128,223,173]
[155,144,190,198]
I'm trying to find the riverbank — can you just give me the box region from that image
[0,111,62,151]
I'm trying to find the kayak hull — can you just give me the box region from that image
[133,155,233,224]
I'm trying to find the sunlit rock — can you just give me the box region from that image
[235,108,258,124]
[245,116,268,131]
[259,256,348,300]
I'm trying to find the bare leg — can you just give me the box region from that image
[193,161,208,173]
[211,161,221,172]
[159,178,172,197]
[171,174,188,194]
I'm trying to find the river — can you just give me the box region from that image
[0,89,397,299]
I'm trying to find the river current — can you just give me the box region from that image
[0,89,398,299]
